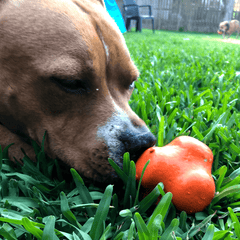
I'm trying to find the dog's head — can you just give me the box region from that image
[0,0,156,182]
[218,21,230,34]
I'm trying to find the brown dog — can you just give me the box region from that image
[218,20,240,39]
[0,0,156,182]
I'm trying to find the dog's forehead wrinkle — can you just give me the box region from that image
[96,25,109,65]
[72,0,129,59]
[73,1,89,15]
[41,56,80,77]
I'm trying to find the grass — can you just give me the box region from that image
[0,29,240,239]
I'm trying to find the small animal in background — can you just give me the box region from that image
[218,20,240,39]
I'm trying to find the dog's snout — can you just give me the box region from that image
[120,126,156,162]
[97,111,156,165]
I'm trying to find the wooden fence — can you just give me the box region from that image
[116,0,240,33]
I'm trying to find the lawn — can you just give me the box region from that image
[0,29,240,239]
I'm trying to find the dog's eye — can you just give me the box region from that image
[50,77,90,94]
[129,81,135,90]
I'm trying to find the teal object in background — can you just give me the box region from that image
[104,0,127,33]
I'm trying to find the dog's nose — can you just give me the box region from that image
[96,109,156,165]
[119,126,156,162]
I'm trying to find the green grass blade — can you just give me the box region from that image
[167,108,178,126]
[192,126,204,140]
[1,173,9,197]
[42,216,59,240]
[22,217,43,240]
[158,116,165,147]
[147,192,172,228]
[222,167,240,185]
[108,158,128,185]
[160,218,179,240]
[135,160,150,206]
[228,207,240,239]
[89,185,113,240]
[60,192,82,228]
[229,142,240,155]
[184,212,215,239]
[123,152,130,175]
[123,160,136,208]
[0,217,25,226]
[202,224,214,240]
[72,232,81,240]
[110,193,118,225]
[211,185,240,205]
[99,223,112,240]
[2,143,14,160]
[216,165,228,191]
[203,111,228,142]
[128,219,135,239]
[212,231,232,239]
[57,219,91,239]
[192,89,211,104]
[0,223,18,240]
[113,232,124,240]
[148,214,162,240]
[70,168,94,217]
[138,183,161,213]
[134,212,150,239]
[179,211,187,232]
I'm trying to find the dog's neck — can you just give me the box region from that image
[226,21,230,31]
